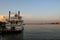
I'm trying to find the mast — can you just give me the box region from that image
[18,11,20,17]
[9,11,11,21]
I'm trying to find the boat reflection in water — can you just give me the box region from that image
[0,32,23,40]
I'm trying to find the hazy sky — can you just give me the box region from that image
[0,0,60,23]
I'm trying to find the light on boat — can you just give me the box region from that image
[0,16,5,22]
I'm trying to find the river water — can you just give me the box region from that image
[1,25,60,40]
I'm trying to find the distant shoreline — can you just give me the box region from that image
[24,23,60,25]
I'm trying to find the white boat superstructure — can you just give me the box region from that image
[5,11,24,31]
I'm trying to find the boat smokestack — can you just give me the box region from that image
[9,11,11,21]
[18,11,20,17]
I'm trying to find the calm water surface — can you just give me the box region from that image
[1,25,60,40]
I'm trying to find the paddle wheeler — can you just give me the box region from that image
[0,11,24,34]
